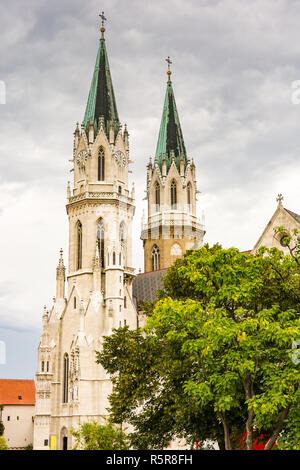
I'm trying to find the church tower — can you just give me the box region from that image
[141,59,205,272]
[33,17,136,450]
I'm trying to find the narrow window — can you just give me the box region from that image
[63,353,69,403]
[155,182,160,211]
[124,296,127,308]
[118,186,122,195]
[98,147,105,181]
[97,219,105,268]
[17,416,19,421]
[7,416,10,421]
[119,252,121,265]
[41,361,44,372]
[171,180,177,209]
[74,296,76,309]
[119,222,125,242]
[151,245,160,271]
[47,361,49,372]
[77,222,82,270]
[187,183,191,209]
[113,252,116,265]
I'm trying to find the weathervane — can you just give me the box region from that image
[99,11,107,39]
[166,56,172,82]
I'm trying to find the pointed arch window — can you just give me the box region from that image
[77,222,82,270]
[119,222,125,243]
[98,147,105,181]
[171,180,177,210]
[155,182,160,211]
[97,219,105,268]
[63,353,69,403]
[187,182,191,211]
[151,245,160,271]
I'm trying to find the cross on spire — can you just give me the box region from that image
[166,56,172,82]
[277,193,284,206]
[99,11,107,39]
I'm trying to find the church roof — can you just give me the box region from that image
[132,269,167,310]
[285,208,300,224]
[155,79,187,172]
[0,379,35,405]
[83,35,120,139]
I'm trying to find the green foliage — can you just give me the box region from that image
[0,420,4,437]
[0,436,8,450]
[71,421,130,450]
[25,443,33,450]
[98,243,300,450]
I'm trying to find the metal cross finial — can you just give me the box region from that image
[99,11,107,27]
[99,11,107,39]
[277,193,284,205]
[165,56,172,82]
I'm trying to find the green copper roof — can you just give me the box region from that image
[155,81,187,171]
[83,37,120,138]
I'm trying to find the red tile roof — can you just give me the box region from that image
[0,379,35,405]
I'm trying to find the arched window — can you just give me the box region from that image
[171,180,177,209]
[97,219,105,268]
[41,361,44,372]
[187,183,191,210]
[119,222,125,243]
[170,243,183,256]
[63,353,69,403]
[98,147,105,181]
[151,245,160,271]
[113,252,116,265]
[77,221,82,270]
[47,361,49,372]
[155,182,160,211]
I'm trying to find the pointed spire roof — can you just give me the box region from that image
[83,29,120,139]
[155,64,187,171]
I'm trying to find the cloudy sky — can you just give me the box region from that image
[1,0,300,378]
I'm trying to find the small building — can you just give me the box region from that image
[0,379,35,449]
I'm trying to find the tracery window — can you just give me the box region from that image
[151,245,160,271]
[98,147,105,181]
[77,221,82,270]
[171,180,177,209]
[97,219,105,268]
[63,353,69,403]
[155,182,160,211]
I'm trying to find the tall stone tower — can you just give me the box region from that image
[141,60,205,272]
[33,19,136,450]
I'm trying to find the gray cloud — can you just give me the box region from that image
[1,0,300,377]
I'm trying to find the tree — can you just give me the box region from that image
[0,405,4,437]
[0,436,8,450]
[71,421,130,450]
[98,244,300,450]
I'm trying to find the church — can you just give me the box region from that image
[33,17,203,450]
[33,18,300,450]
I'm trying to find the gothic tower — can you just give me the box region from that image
[33,19,136,450]
[141,61,205,272]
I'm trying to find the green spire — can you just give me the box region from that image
[155,73,187,171]
[83,33,120,139]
